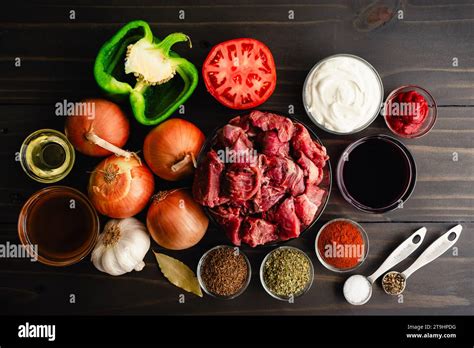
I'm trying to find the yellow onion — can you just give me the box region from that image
[143,118,205,181]
[88,155,155,218]
[147,188,208,250]
[65,98,131,157]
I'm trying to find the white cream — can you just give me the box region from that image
[304,55,382,133]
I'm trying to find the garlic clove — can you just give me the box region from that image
[114,245,139,273]
[102,249,127,276]
[134,261,146,272]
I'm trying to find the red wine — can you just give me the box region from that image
[340,136,412,211]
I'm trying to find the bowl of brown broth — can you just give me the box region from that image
[18,186,99,266]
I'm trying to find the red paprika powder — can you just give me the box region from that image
[317,220,365,269]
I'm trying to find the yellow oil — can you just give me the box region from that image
[21,129,75,183]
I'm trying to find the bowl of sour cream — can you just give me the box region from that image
[303,54,384,135]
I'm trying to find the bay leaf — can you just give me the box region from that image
[154,252,203,297]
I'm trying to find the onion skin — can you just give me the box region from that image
[147,189,209,250]
[88,155,155,218]
[143,118,205,181]
[65,98,130,157]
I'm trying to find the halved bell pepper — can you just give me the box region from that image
[94,20,198,126]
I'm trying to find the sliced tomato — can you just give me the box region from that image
[202,38,277,110]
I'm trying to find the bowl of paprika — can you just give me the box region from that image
[315,218,369,273]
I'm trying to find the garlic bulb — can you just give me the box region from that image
[91,217,150,276]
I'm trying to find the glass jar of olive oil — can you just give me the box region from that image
[20,129,75,183]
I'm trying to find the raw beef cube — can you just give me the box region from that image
[225,218,243,246]
[296,151,321,185]
[249,110,294,142]
[265,156,304,196]
[241,217,278,247]
[251,184,286,213]
[294,194,318,227]
[218,124,253,155]
[305,184,326,207]
[270,197,301,241]
[210,205,243,246]
[265,156,288,185]
[229,114,258,137]
[291,123,328,168]
[225,164,262,201]
[256,130,290,157]
[229,115,249,131]
[192,150,228,208]
[289,164,305,197]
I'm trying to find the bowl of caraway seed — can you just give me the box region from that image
[197,245,251,299]
[260,246,314,301]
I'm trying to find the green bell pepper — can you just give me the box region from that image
[94,20,198,126]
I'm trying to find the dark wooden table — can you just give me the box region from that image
[1,0,473,315]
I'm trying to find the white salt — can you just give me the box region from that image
[343,274,372,305]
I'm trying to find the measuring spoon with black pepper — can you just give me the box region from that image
[382,224,462,296]
[343,227,426,305]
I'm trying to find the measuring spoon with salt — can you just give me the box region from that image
[343,227,427,305]
[382,224,462,296]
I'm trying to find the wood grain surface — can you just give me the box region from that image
[0,0,473,315]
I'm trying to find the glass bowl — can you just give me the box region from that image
[302,54,384,135]
[195,111,332,248]
[197,245,251,299]
[336,134,417,214]
[259,246,314,301]
[383,85,437,139]
[315,218,369,273]
[20,129,75,183]
[18,186,99,266]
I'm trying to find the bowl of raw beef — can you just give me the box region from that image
[192,110,332,247]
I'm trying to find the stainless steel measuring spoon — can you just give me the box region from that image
[382,224,462,296]
[343,227,427,305]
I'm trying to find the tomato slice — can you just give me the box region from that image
[202,38,277,110]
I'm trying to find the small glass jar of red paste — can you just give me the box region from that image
[383,85,437,138]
